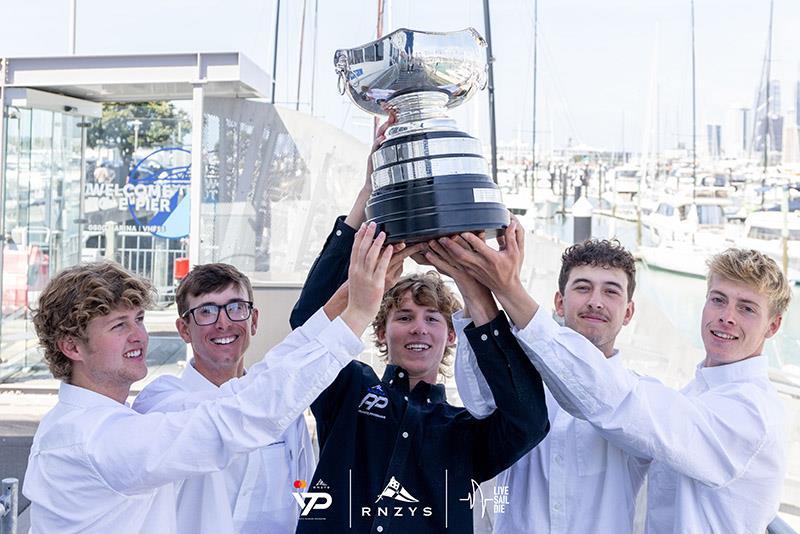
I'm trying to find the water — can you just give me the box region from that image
[530,213,800,371]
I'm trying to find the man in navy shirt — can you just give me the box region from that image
[289,119,549,533]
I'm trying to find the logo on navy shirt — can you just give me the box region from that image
[358,385,388,419]
[361,476,433,518]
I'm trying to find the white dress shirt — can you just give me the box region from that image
[453,311,649,534]
[23,309,362,534]
[133,358,315,534]
[511,308,786,534]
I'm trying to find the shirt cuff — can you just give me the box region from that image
[316,316,365,365]
[301,307,334,339]
[464,311,512,360]
[512,305,562,353]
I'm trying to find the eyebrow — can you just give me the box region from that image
[196,298,246,308]
[570,278,624,291]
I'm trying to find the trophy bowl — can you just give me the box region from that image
[335,28,509,244]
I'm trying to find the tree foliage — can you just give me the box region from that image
[87,102,191,168]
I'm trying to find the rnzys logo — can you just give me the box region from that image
[292,479,332,518]
[358,385,388,419]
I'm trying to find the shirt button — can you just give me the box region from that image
[426,399,431,404]
[493,329,499,336]
[402,432,409,438]
[553,503,561,511]
[480,334,488,341]
[404,396,408,401]
[398,372,405,378]
[555,455,563,464]
[377,527,384,533]
[335,229,342,236]
[389,380,393,385]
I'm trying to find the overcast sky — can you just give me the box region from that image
[2,0,799,154]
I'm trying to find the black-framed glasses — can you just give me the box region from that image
[182,300,254,326]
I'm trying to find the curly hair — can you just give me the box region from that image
[558,239,637,300]
[707,248,792,316]
[371,271,463,379]
[176,263,254,317]
[32,262,155,381]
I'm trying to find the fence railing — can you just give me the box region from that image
[0,478,17,534]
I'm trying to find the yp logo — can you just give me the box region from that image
[292,479,332,517]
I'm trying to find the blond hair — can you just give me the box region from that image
[707,248,792,316]
[372,271,463,379]
[32,262,155,380]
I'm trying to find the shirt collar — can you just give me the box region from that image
[181,359,220,392]
[381,365,447,403]
[696,354,769,388]
[58,381,127,408]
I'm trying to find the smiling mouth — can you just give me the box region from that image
[123,349,142,359]
[710,330,738,341]
[405,343,432,352]
[579,314,607,323]
[212,335,238,345]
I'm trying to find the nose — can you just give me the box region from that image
[718,303,736,325]
[130,322,148,344]
[409,318,428,335]
[215,310,233,329]
[587,289,604,310]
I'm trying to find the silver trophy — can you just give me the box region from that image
[335,27,508,243]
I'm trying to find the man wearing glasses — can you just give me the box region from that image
[133,263,315,534]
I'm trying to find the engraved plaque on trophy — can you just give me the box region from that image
[335,28,509,243]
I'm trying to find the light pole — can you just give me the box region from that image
[128,119,143,154]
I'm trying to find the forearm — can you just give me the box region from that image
[513,312,767,486]
[99,318,363,494]
[465,313,549,480]
[343,186,371,229]
[290,218,354,329]
[494,280,538,329]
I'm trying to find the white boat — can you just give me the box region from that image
[737,210,800,282]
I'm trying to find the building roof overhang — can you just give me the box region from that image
[1,51,269,102]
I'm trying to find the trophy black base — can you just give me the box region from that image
[365,174,510,244]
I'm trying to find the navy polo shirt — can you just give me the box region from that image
[290,218,548,533]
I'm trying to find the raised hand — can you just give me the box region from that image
[340,222,394,335]
[424,237,498,326]
[436,216,525,297]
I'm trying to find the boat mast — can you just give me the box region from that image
[270,0,281,103]
[483,0,499,184]
[530,0,538,201]
[762,0,774,207]
[309,0,319,115]
[373,0,385,138]
[691,0,697,203]
[295,0,308,111]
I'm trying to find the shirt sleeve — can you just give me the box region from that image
[461,312,550,482]
[513,308,771,488]
[90,316,363,495]
[453,310,496,419]
[131,307,338,413]
[289,217,355,329]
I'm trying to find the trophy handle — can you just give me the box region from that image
[335,51,349,96]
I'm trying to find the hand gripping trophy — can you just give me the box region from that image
[335,28,509,243]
